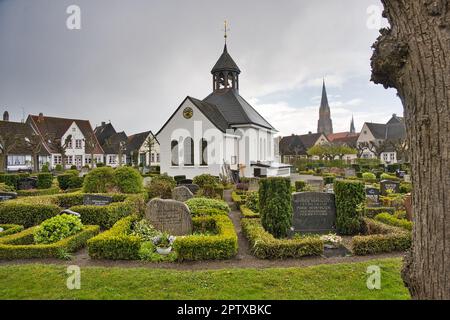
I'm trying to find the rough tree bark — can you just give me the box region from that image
[371,0,449,299]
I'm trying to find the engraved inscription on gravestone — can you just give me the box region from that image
[365,187,380,204]
[291,192,336,234]
[83,194,113,206]
[145,199,193,236]
[380,180,400,196]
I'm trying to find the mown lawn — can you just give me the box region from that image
[0,258,409,300]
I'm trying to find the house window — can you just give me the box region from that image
[67,156,73,165]
[85,156,92,164]
[390,153,395,161]
[156,153,160,162]
[151,153,155,163]
[53,155,62,165]
[75,139,82,149]
[171,140,179,166]
[7,155,26,166]
[184,137,194,166]
[200,138,208,166]
[231,156,237,165]
[108,155,116,164]
[383,153,388,161]
[67,140,73,149]
[72,127,76,132]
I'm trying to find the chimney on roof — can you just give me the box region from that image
[38,112,44,122]
[101,121,106,126]
[3,111,9,121]
[308,131,312,135]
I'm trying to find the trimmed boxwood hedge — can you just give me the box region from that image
[0,224,24,237]
[0,192,145,229]
[0,225,99,259]
[89,215,238,261]
[88,215,141,260]
[37,173,53,189]
[334,180,365,235]
[231,191,246,208]
[241,218,323,259]
[0,202,60,228]
[352,218,411,255]
[363,206,396,218]
[240,205,260,219]
[70,194,145,229]
[174,215,238,261]
[16,187,60,197]
[374,213,412,231]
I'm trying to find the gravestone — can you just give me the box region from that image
[380,180,400,195]
[60,209,81,217]
[404,174,411,183]
[172,186,194,202]
[325,184,334,193]
[365,187,380,205]
[145,198,193,236]
[0,192,18,201]
[306,179,324,192]
[182,183,200,195]
[291,192,336,234]
[344,168,356,177]
[142,176,152,187]
[83,194,113,206]
[17,177,37,190]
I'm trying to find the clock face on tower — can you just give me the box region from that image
[183,107,193,119]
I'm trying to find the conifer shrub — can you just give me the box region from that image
[37,173,53,189]
[259,177,292,238]
[334,180,365,235]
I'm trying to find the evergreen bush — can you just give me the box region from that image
[83,167,115,193]
[259,177,292,238]
[334,180,365,235]
[114,167,143,194]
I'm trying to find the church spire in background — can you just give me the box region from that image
[350,115,355,133]
[317,79,333,135]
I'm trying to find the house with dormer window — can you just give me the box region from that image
[26,113,104,169]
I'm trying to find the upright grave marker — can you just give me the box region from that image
[172,186,194,202]
[291,192,336,234]
[83,194,113,206]
[380,180,400,195]
[0,192,17,201]
[145,199,193,236]
[365,187,380,205]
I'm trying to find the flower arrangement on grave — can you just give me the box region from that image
[152,232,176,254]
[320,233,343,249]
[0,227,4,233]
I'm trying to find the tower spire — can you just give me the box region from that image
[350,115,355,133]
[223,20,230,45]
[317,78,333,135]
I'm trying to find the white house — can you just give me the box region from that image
[127,131,160,168]
[357,114,406,164]
[27,113,104,169]
[157,43,291,179]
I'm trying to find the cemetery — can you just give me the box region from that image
[0,160,413,265]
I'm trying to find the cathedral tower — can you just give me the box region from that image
[317,80,333,135]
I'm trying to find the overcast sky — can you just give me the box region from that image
[0,0,403,136]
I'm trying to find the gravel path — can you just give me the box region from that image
[0,190,404,270]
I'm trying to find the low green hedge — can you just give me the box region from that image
[0,202,60,228]
[294,180,306,192]
[185,197,229,215]
[374,213,412,231]
[16,187,60,197]
[70,197,140,229]
[37,173,53,189]
[88,215,141,260]
[174,215,238,261]
[240,205,260,219]
[190,207,229,217]
[352,218,411,255]
[231,191,246,208]
[363,206,396,218]
[241,219,323,259]
[0,225,99,259]
[0,192,144,229]
[0,224,24,237]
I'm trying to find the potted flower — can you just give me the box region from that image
[0,227,4,233]
[320,233,343,249]
[152,232,176,255]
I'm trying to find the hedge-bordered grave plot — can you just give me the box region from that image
[0,224,24,238]
[0,224,99,259]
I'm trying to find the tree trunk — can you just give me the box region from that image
[371,0,449,299]
[32,153,39,173]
